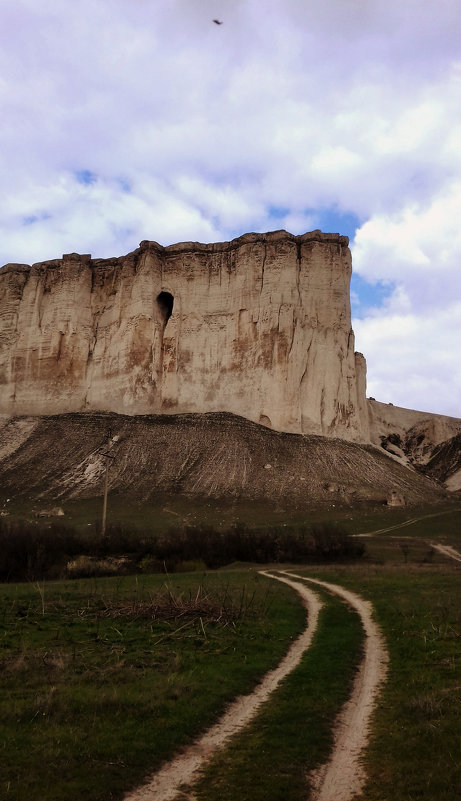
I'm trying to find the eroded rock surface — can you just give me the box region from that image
[368,399,461,488]
[0,230,369,441]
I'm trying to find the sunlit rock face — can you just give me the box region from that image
[0,230,370,441]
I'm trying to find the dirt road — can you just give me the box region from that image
[355,507,461,538]
[354,507,461,563]
[285,573,389,801]
[124,573,388,801]
[123,574,322,801]
[429,542,461,562]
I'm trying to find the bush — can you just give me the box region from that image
[0,518,82,582]
[65,555,134,578]
[310,523,365,561]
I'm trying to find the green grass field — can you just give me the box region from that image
[0,571,307,801]
[3,491,459,537]
[1,502,460,800]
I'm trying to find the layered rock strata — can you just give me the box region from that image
[0,230,369,441]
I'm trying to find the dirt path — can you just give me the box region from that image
[352,507,461,564]
[285,572,389,801]
[359,534,461,563]
[123,573,322,801]
[354,507,461,538]
[429,542,461,562]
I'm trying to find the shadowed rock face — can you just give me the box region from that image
[424,434,461,491]
[0,230,370,442]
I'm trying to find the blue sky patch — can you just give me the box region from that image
[351,273,394,317]
[312,208,362,241]
[266,205,362,241]
[117,177,132,193]
[75,169,98,185]
[22,212,51,226]
[268,205,290,222]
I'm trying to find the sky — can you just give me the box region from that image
[1,0,460,418]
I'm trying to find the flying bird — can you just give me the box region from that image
[213,19,223,25]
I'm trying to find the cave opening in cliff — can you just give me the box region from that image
[157,291,174,325]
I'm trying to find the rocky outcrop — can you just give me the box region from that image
[422,434,461,492]
[368,399,461,488]
[0,231,369,441]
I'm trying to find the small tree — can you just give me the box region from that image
[400,542,409,564]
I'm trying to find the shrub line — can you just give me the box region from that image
[0,518,364,582]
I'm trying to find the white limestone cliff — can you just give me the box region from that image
[0,230,370,441]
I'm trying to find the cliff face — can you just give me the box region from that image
[0,230,369,441]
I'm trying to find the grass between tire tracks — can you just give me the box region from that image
[192,587,364,801]
[0,571,306,801]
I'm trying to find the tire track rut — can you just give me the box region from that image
[284,572,389,801]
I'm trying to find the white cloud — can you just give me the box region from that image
[354,303,461,417]
[0,0,460,416]
[352,183,461,307]
[351,183,461,416]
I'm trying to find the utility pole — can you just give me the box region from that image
[99,429,116,537]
